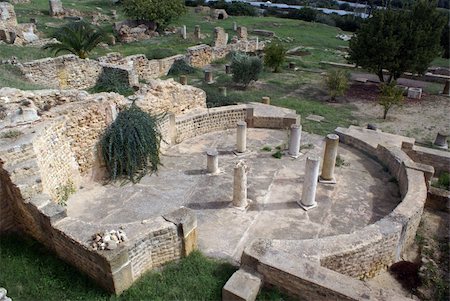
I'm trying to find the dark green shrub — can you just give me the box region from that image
[323,69,349,102]
[146,48,178,60]
[287,7,317,22]
[100,104,163,183]
[332,14,363,32]
[226,2,257,16]
[378,82,404,119]
[434,172,450,190]
[168,59,196,76]
[230,52,263,87]
[203,86,237,108]
[90,69,135,96]
[264,42,286,73]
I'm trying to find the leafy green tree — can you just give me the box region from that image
[230,52,263,87]
[378,82,404,119]
[349,0,445,83]
[100,104,163,183]
[122,0,186,29]
[264,42,286,73]
[323,69,349,102]
[440,14,449,58]
[43,21,103,59]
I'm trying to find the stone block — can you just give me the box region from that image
[162,207,197,238]
[49,0,64,17]
[223,269,262,301]
[40,201,67,224]
[407,87,422,99]
[111,262,134,294]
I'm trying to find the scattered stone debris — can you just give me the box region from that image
[0,288,11,301]
[336,33,352,41]
[90,229,127,250]
[113,20,158,43]
[306,114,325,122]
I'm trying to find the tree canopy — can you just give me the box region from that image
[122,0,186,29]
[349,0,445,83]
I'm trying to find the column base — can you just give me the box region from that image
[232,199,252,211]
[298,201,317,211]
[207,168,222,175]
[233,150,252,157]
[287,151,302,159]
[319,176,336,184]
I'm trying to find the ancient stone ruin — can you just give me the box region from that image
[210,8,228,20]
[0,2,39,45]
[113,20,158,43]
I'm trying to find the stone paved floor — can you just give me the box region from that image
[67,129,400,262]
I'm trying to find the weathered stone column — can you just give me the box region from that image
[204,70,213,83]
[181,25,187,39]
[288,124,302,158]
[233,160,249,208]
[299,156,320,210]
[233,21,237,31]
[219,87,227,97]
[443,80,450,96]
[256,37,259,50]
[225,64,231,74]
[206,149,219,174]
[262,96,270,105]
[433,132,449,149]
[179,75,187,85]
[194,25,201,39]
[236,121,247,153]
[320,134,339,183]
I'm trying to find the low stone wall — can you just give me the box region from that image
[240,247,411,301]
[20,55,103,89]
[19,31,265,89]
[402,141,450,177]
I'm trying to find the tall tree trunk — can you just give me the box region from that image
[383,107,388,119]
[377,70,385,83]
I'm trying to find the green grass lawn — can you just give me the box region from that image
[0,235,291,301]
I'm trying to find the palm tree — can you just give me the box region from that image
[43,21,104,59]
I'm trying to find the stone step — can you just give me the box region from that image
[1,142,36,167]
[222,269,262,301]
[8,158,40,183]
[15,173,43,200]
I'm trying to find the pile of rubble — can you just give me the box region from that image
[114,20,159,43]
[0,2,39,45]
[90,229,127,251]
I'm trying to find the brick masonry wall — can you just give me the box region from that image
[33,118,81,200]
[175,106,247,143]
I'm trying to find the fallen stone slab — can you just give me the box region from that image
[222,269,262,301]
[306,114,325,122]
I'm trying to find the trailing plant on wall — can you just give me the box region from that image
[100,104,163,183]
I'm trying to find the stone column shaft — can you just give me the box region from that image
[288,124,302,158]
[299,156,320,210]
[204,70,213,83]
[320,134,339,183]
[225,64,231,74]
[206,149,219,174]
[236,121,247,153]
[181,25,187,39]
[179,75,187,85]
[233,160,248,208]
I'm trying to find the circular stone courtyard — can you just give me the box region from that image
[67,128,400,262]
